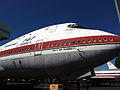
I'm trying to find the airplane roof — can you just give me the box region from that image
[0,23,115,51]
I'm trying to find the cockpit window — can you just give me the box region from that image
[68,24,92,29]
[68,24,86,29]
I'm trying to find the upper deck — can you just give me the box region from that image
[0,23,115,51]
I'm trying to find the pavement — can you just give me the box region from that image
[80,87,120,90]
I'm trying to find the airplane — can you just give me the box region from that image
[93,61,120,78]
[107,61,118,69]
[0,22,120,81]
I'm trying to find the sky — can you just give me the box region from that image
[0,0,120,70]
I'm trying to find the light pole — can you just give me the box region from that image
[115,0,120,23]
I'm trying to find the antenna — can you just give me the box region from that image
[115,0,120,23]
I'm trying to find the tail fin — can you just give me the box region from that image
[107,61,118,69]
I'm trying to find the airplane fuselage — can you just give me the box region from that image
[0,23,120,79]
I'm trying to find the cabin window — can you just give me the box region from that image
[109,38,113,41]
[36,46,38,48]
[63,42,66,45]
[98,38,102,42]
[22,48,24,51]
[47,44,49,47]
[104,38,107,41]
[88,39,91,43]
[55,43,57,46]
[27,48,29,50]
[82,40,86,43]
[19,49,21,52]
[51,44,53,47]
[68,41,71,45]
[77,40,80,44]
[30,47,32,50]
[93,39,96,42]
[72,41,75,44]
[59,42,61,46]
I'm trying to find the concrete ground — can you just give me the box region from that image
[80,87,120,90]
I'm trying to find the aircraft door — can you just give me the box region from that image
[34,39,43,55]
[34,39,45,71]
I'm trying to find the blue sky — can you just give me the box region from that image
[0,0,120,69]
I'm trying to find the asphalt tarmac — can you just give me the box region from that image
[0,85,120,90]
[0,82,120,90]
[80,87,120,90]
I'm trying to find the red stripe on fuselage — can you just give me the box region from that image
[95,75,120,77]
[0,35,119,56]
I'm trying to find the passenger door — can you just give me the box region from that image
[34,39,45,72]
[34,39,43,56]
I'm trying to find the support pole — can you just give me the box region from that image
[115,0,120,23]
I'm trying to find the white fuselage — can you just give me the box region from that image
[0,23,120,79]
